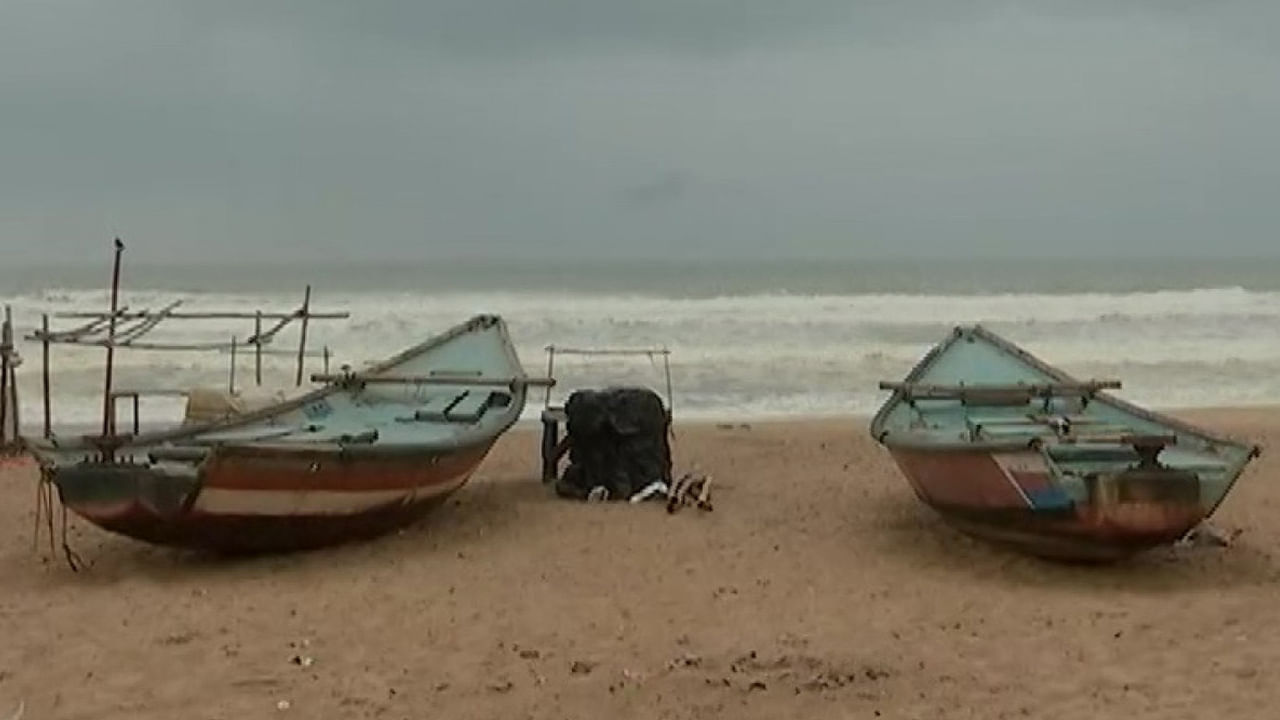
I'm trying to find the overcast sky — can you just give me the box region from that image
[2,1,1277,262]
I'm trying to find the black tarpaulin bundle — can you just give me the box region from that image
[555,387,672,501]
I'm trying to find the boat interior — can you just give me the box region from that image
[874,327,1259,510]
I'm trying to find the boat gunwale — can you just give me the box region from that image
[870,324,1261,454]
[197,431,503,460]
[868,324,1262,518]
[25,314,530,459]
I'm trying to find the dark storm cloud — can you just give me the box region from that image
[1,1,1278,261]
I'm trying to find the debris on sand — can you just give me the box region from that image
[1178,522,1241,548]
[666,653,702,670]
[666,473,713,513]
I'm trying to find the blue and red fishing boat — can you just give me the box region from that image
[870,325,1260,561]
[27,313,549,553]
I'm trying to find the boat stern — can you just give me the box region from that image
[48,459,202,530]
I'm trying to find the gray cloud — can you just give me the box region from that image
[1,1,1278,262]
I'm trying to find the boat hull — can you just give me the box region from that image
[50,444,492,553]
[888,447,1206,562]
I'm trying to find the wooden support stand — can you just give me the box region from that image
[540,407,570,483]
[535,344,674,484]
[0,305,18,453]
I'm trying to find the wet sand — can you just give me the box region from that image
[0,407,1276,719]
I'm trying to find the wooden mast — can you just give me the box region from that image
[101,238,125,454]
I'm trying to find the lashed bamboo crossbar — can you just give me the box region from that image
[542,344,674,413]
[31,241,352,440]
[311,373,556,388]
[881,380,1122,402]
[52,310,350,321]
[112,300,184,344]
[111,388,193,398]
[544,346,671,356]
[31,339,332,354]
[34,317,348,348]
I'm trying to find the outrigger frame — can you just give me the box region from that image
[25,239,350,453]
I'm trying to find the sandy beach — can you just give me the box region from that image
[0,407,1276,719]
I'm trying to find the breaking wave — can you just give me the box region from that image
[3,285,1279,427]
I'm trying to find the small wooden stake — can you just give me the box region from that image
[295,285,311,387]
[544,346,555,408]
[254,311,263,386]
[42,314,51,438]
[229,336,238,393]
[0,306,9,446]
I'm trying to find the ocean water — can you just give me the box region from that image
[1,256,1278,429]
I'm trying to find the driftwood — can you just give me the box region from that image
[666,472,713,513]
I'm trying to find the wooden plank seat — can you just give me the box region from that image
[1070,433,1177,447]
[966,414,1135,439]
[442,391,491,422]
[395,390,496,423]
[1026,414,1119,425]
[397,392,466,422]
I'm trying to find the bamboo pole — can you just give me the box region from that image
[54,310,349,320]
[662,346,673,415]
[42,314,51,438]
[228,336,237,393]
[7,345,18,440]
[101,238,125,453]
[254,311,263,386]
[543,346,671,356]
[294,285,311,387]
[0,306,9,446]
[311,373,556,388]
[543,346,555,408]
[111,299,183,344]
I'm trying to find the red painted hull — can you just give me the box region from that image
[888,447,1205,562]
[82,492,460,553]
[56,445,492,554]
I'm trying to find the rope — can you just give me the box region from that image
[43,476,55,558]
[60,502,83,573]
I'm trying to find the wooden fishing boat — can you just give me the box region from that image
[26,314,551,553]
[870,325,1261,562]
